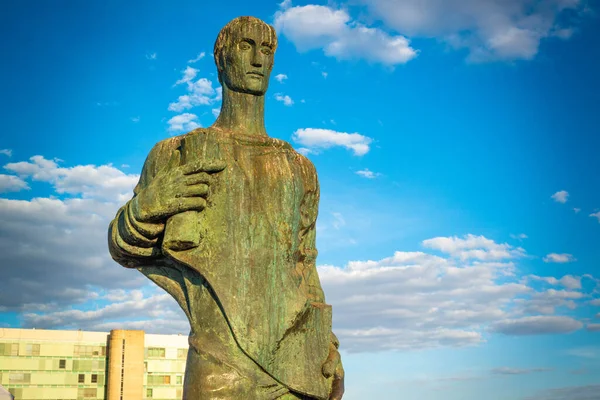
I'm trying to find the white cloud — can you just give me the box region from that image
[0,149,12,157]
[332,212,346,230]
[4,156,138,202]
[274,5,417,66]
[590,211,600,223]
[356,168,380,179]
[360,0,588,62]
[322,71,328,78]
[275,73,288,83]
[169,74,220,112]
[514,289,585,315]
[491,367,551,375]
[167,113,201,132]
[551,190,569,203]
[212,108,220,118]
[174,66,199,86]
[573,207,581,213]
[422,234,526,261]
[586,323,600,332]
[0,156,145,311]
[527,384,600,400]
[274,93,294,106]
[292,128,373,156]
[565,346,600,358]
[543,253,576,263]
[131,116,140,123]
[528,274,582,290]
[188,52,206,63]
[0,174,30,192]
[490,316,583,335]
[510,233,528,241]
[146,52,157,60]
[318,234,594,352]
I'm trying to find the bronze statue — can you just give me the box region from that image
[108,16,344,399]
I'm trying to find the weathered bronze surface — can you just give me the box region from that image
[108,16,344,399]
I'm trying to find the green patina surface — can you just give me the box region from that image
[108,16,344,400]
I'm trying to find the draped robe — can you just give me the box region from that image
[109,129,333,399]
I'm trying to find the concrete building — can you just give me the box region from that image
[0,328,188,400]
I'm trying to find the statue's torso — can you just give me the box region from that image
[150,129,331,398]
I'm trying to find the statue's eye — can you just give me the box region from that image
[261,47,272,55]
[239,42,251,50]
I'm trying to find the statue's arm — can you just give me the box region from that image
[108,143,166,268]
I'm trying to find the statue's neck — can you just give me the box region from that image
[213,86,267,137]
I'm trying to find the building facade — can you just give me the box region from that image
[0,328,188,400]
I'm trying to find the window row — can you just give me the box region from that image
[0,342,106,357]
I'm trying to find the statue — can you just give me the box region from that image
[108,16,344,399]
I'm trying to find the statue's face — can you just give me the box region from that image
[219,22,275,96]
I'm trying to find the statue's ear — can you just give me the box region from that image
[215,51,226,84]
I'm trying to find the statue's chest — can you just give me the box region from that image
[215,143,305,215]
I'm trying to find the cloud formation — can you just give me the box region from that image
[188,52,206,63]
[359,0,588,62]
[0,156,145,311]
[274,93,294,106]
[356,168,380,179]
[275,73,288,83]
[491,367,551,375]
[551,190,569,203]
[543,253,576,263]
[422,234,526,261]
[318,235,593,352]
[292,128,373,156]
[167,113,201,132]
[0,174,30,192]
[274,5,417,66]
[167,66,222,121]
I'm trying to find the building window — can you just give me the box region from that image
[146,388,153,398]
[77,388,97,398]
[147,375,171,385]
[78,374,85,383]
[146,347,165,358]
[59,359,66,369]
[9,373,31,384]
[176,375,182,384]
[91,374,98,383]
[2,343,20,356]
[25,343,40,356]
[177,348,187,359]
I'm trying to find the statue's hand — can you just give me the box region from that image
[133,150,226,223]
[322,334,345,400]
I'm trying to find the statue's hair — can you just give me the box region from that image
[213,16,278,83]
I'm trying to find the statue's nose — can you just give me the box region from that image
[251,49,262,67]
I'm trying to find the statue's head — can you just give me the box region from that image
[214,16,278,96]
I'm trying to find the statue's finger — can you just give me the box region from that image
[182,160,226,175]
[181,184,209,197]
[178,197,207,212]
[184,173,211,186]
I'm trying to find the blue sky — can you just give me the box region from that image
[1,0,599,399]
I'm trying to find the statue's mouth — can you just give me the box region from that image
[247,71,264,77]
